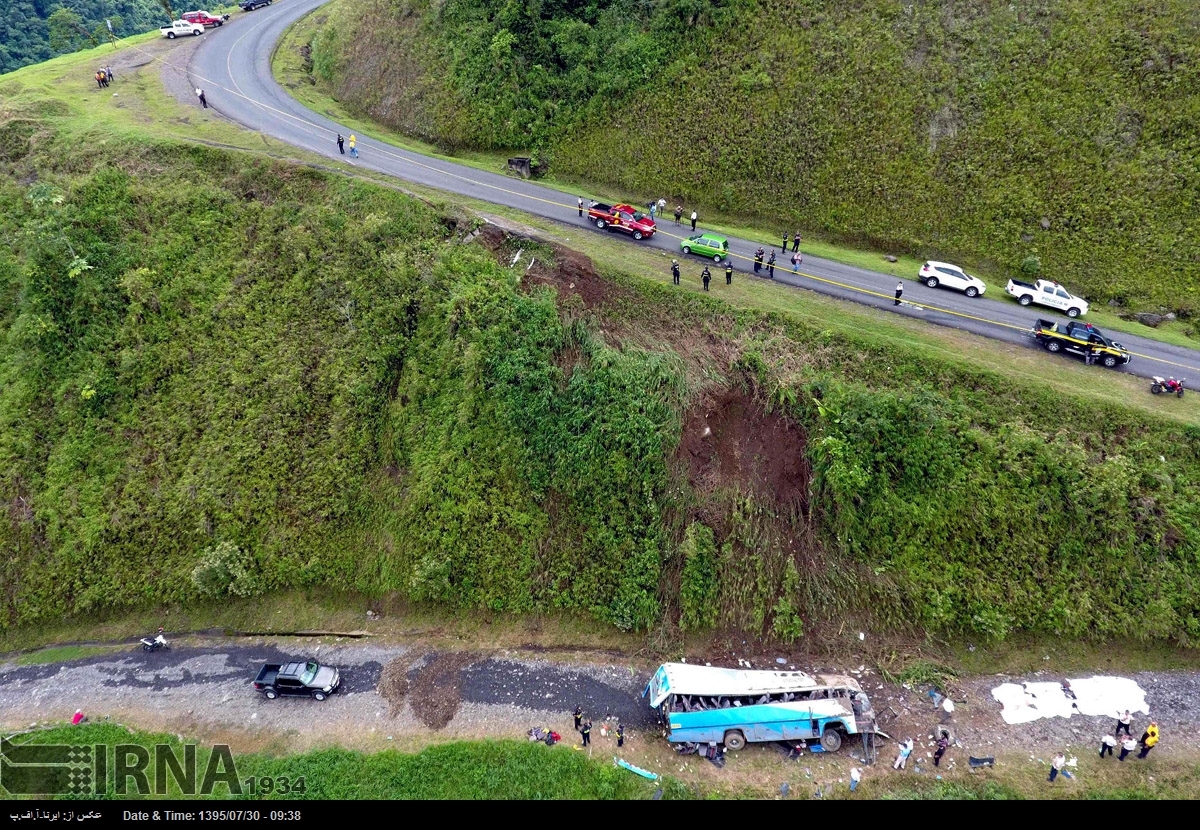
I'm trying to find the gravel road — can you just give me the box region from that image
[0,642,654,747]
[2,642,1195,767]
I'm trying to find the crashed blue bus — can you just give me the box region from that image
[645,663,876,752]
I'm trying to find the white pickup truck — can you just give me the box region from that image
[1005,278,1090,318]
[160,20,206,38]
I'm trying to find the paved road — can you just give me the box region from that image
[188,0,1200,380]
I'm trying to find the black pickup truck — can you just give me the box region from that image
[239,0,271,10]
[1031,319,1131,368]
[253,660,341,700]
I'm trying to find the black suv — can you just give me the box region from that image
[253,660,341,700]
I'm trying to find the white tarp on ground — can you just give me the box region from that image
[991,676,1150,725]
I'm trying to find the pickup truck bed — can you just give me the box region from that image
[1031,319,1130,368]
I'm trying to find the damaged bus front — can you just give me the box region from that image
[645,663,875,752]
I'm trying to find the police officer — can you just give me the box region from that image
[671,260,680,285]
[782,231,789,252]
[725,262,733,285]
[895,281,903,306]
[701,267,711,291]
[616,723,625,748]
[581,720,592,747]
[573,706,583,731]
[754,247,764,274]
[767,251,776,279]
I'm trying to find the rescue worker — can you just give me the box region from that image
[701,267,711,291]
[1100,733,1117,758]
[671,260,680,285]
[1138,722,1159,759]
[767,251,776,279]
[581,720,592,747]
[1119,734,1138,761]
[616,723,625,748]
[782,231,789,252]
[348,134,357,157]
[573,706,583,731]
[725,262,733,285]
[753,247,764,273]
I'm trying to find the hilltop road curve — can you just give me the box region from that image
[185,0,1200,380]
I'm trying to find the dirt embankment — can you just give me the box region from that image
[678,388,808,514]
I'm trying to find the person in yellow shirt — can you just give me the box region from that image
[1137,722,1159,759]
[348,135,358,158]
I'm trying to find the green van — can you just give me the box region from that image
[681,233,729,263]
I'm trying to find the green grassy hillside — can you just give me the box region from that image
[2,47,1200,645]
[306,0,1200,313]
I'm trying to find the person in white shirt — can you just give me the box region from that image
[1100,733,1117,758]
[1119,735,1138,761]
[893,738,914,769]
[1115,710,1132,737]
[940,696,955,723]
[1048,752,1066,782]
[849,767,861,792]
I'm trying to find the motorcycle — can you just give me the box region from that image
[140,627,170,652]
[1150,376,1186,397]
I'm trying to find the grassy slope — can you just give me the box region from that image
[9,724,676,799]
[306,0,1200,316]
[2,34,1200,646]
[10,724,1200,800]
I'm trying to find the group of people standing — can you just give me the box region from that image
[94,66,114,88]
[1098,711,1159,762]
[673,260,735,291]
[572,705,623,750]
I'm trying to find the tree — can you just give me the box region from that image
[47,7,96,54]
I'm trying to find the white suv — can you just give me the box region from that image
[918,261,987,298]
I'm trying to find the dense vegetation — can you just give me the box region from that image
[0,1,166,74]
[307,0,1200,311]
[16,724,680,799]
[2,86,1199,643]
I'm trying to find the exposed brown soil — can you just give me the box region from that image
[678,388,809,512]
[378,652,417,717]
[475,223,630,310]
[380,650,479,729]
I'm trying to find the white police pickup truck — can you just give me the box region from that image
[160,20,205,38]
[1005,278,1090,318]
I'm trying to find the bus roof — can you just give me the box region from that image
[650,663,862,707]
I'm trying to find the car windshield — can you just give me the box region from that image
[301,662,319,685]
[632,211,645,220]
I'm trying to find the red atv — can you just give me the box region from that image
[1150,376,1185,397]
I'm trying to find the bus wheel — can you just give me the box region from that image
[820,729,843,752]
[722,730,746,751]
